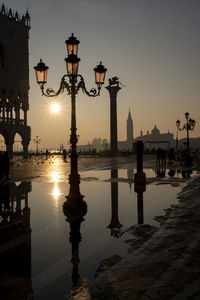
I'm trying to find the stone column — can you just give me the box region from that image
[24,109,27,125]
[2,106,5,120]
[5,140,13,158]
[22,142,29,158]
[134,141,146,225]
[10,107,13,120]
[105,81,121,154]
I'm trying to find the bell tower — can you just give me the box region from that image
[127,109,133,151]
[0,4,31,158]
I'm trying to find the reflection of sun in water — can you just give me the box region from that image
[52,184,61,200]
[50,103,60,113]
[51,183,62,213]
[50,171,60,183]
[49,170,63,213]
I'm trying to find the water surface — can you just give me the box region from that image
[1,156,196,299]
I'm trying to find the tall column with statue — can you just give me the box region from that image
[105,77,123,154]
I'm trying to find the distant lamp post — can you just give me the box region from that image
[34,33,107,200]
[33,136,41,155]
[176,112,196,166]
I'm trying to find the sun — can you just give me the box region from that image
[50,103,60,113]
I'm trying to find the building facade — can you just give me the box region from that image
[135,125,174,150]
[0,4,31,158]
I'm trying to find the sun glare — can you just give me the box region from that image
[50,103,60,113]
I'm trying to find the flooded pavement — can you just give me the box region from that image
[1,155,199,299]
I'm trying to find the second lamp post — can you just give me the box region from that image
[176,112,195,166]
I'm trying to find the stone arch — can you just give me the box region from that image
[0,132,6,150]
[14,132,23,153]
[0,129,13,143]
[0,128,14,157]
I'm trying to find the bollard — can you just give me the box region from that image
[134,141,146,225]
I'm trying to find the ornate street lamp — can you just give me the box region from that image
[34,33,107,204]
[65,33,80,55]
[176,112,195,166]
[34,59,48,84]
[33,136,41,155]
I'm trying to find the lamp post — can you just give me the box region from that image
[34,33,107,201]
[176,112,196,166]
[33,136,41,155]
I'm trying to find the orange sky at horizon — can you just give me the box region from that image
[1,0,200,150]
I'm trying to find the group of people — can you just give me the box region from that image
[156,168,192,178]
[0,151,10,180]
[45,148,67,162]
[156,148,175,165]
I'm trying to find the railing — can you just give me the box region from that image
[0,117,25,126]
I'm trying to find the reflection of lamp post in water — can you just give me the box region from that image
[107,168,122,238]
[33,136,41,155]
[176,112,195,166]
[63,173,87,288]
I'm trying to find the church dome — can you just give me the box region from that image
[151,125,160,135]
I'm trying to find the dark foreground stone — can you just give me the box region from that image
[70,176,200,300]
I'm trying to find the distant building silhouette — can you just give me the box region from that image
[77,112,200,153]
[0,4,31,158]
[134,125,174,150]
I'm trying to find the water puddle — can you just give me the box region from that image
[1,157,198,299]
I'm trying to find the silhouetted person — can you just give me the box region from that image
[182,169,192,178]
[168,169,176,177]
[45,149,49,159]
[156,148,161,165]
[168,148,175,164]
[160,148,166,165]
[156,168,166,177]
[63,149,67,162]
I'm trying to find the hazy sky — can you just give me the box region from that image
[2,0,200,150]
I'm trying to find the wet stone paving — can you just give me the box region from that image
[0,155,200,299]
